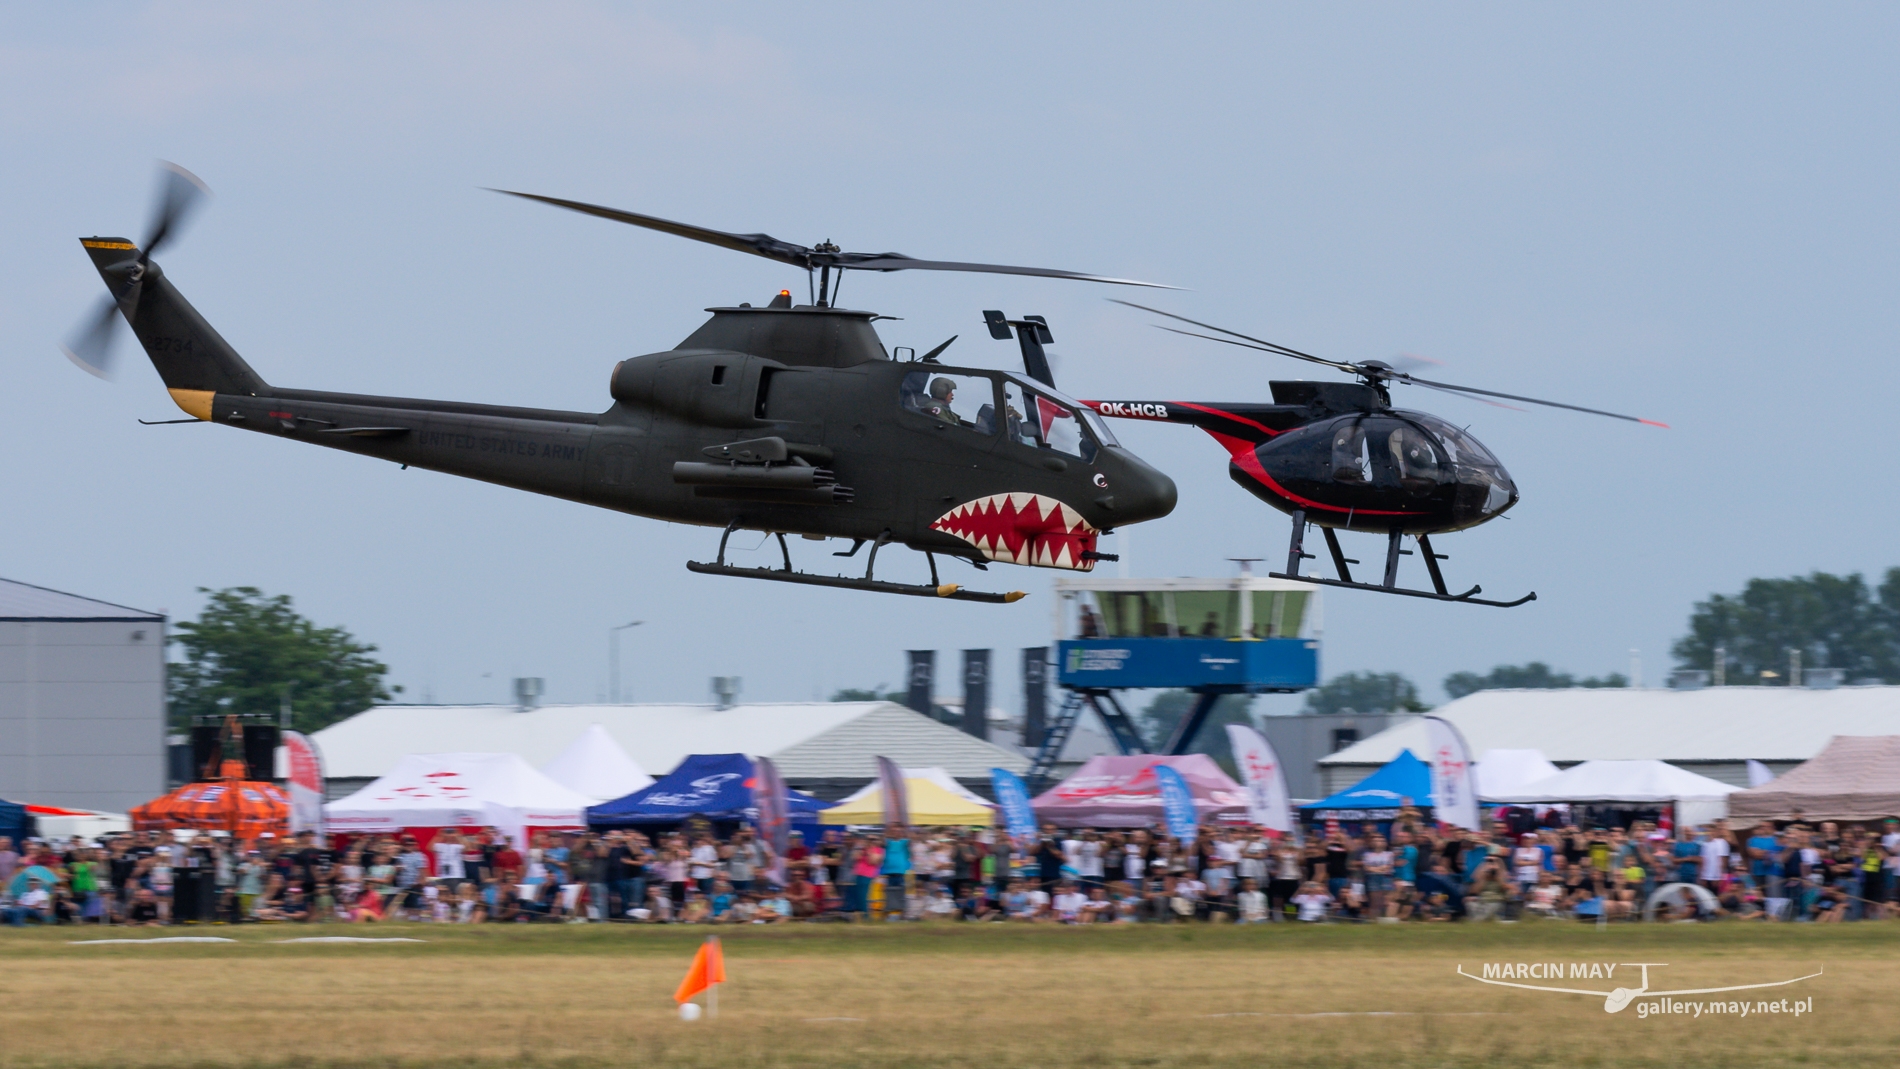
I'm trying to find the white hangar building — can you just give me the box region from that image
[0,578,166,812]
[1316,685,1900,796]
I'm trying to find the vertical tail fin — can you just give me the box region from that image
[80,238,269,400]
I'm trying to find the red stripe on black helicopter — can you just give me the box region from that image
[1083,399,1286,441]
[1201,429,1421,518]
[1166,401,1282,440]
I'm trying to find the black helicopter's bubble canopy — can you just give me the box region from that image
[678,306,888,369]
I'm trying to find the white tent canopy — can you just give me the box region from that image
[312,702,1028,784]
[1487,759,1740,826]
[325,753,596,846]
[539,724,653,801]
[1475,749,1561,799]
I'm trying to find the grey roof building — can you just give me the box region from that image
[0,578,166,813]
[1316,686,1900,795]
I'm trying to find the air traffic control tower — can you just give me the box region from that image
[1028,568,1320,787]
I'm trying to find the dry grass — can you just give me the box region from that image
[0,920,1887,1068]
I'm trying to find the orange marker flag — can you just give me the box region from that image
[674,937,727,1005]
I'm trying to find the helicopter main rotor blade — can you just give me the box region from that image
[833,253,1175,288]
[1111,299,1337,365]
[1397,373,1668,427]
[1404,379,1526,412]
[495,190,1175,287]
[492,191,817,268]
[1119,299,1666,427]
[1152,325,1361,375]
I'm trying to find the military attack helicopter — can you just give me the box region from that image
[1083,301,1667,608]
[63,165,1179,603]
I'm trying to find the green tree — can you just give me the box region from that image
[1442,662,1628,700]
[1302,671,1429,715]
[1137,690,1257,768]
[1672,569,1900,684]
[169,587,398,733]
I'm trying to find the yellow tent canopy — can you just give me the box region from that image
[819,778,994,826]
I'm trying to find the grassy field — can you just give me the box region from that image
[0,920,1881,1069]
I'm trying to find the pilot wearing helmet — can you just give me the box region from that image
[924,377,961,425]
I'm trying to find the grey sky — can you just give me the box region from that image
[4,4,1896,714]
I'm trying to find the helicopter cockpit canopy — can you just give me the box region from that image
[898,368,1118,464]
[1257,409,1517,528]
[1001,373,1119,462]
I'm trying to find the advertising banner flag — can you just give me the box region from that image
[752,756,790,881]
[1021,648,1049,747]
[962,649,991,740]
[990,767,1038,839]
[1424,715,1480,830]
[905,651,935,717]
[1154,763,1198,842]
[1745,759,1775,788]
[875,755,909,827]
[282,731,326,837]
[1224,723,1294,833]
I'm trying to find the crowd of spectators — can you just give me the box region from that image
[4,808,1897,927]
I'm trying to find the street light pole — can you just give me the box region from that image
[609,620,644,703]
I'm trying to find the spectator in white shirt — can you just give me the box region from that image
[1071,830,1106,890]
[7,877,52,926]
[1051,881,1088,923]
[1024,883,1052,921]
[689,835,721,894]
[1121,841,1146,884]
[1238,834,1269,888]
[1697,828,1731,889]
[1292,881,1334,922]
[1237,877,1269,923]
[431,833,467,890]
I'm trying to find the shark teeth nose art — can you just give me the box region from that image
[930,492,1099,571]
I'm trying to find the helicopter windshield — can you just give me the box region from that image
[1003,374,1118,446]
[1001,377,1102,462]
[1394,411,1499,468]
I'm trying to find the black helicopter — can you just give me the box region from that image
[63,165,1179,603]
[1083,302,1667,608]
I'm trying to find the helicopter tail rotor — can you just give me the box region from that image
[60,162,210,379]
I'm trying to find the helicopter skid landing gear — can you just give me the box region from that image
[1268,510,1535,608]
[688,525,1027,604]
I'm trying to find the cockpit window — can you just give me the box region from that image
[1404,412,1500,468]
[901,371,998,433]
[1388,424,1440,481]
[1080,407,1120,447]
[1002,378,1100,463]
[1331,420,1371,483]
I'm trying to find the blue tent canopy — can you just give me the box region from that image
[586,753,826,829]
[0,798,34,846]
[1300,750,1433,817]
